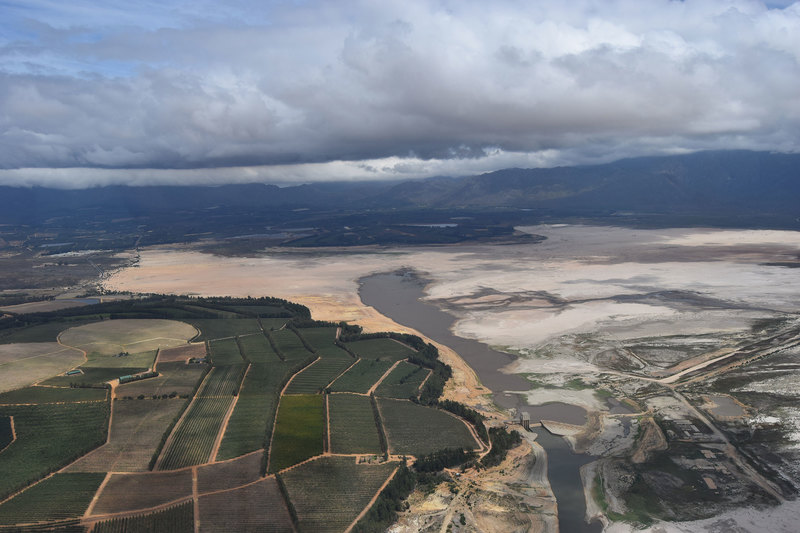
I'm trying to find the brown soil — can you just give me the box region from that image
[90,470,193,515]
[157,343,207,365]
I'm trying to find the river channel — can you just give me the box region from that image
[359,271,603,533]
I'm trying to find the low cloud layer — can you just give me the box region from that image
[1,0,799,187]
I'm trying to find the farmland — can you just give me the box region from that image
[92,501,194,533]
[284,355,355,394]
[269,394,324,472]
[0,401,109,499]
[345,338,416,362]
[42,366,150,388]
[238,333,281,364]
[280,456,398,533]
[189,318,262,341]
[116,361,206,399]
[67,398,187,472]
[59,319,197,357]
[90,470,192,515]
[0,342,83,393]
[217,363,285,460]
[208,338,244,366]
[378,398,479,456]
[156,342,206,364]
[198,477,294,533]
[329,359,393,393]
[0,416,12,450]
[294,327,339,354]
[270,329,314,361]
[196,451,262,494]
[0,472,105,525]
[157,396,233,469]
[0,385,106,405]
[374,361,429,399]
[328,394,382,454]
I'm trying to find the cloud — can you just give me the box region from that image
[1,0,799,187]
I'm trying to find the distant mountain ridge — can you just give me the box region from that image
[1,150,799,224]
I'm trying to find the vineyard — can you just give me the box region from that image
[196,452,262,494]
[284,356,354,395]
[378,398,480,456]
[67,398,186,472]
[280,456,398,533]
[0,473,105,525]
[217,363,285,460]
[197,477,293,533]
[116,361,206,398]
[90,470,192,515]
[92,501,194,533]
[238,333,282,364]
[0,386,106,405]
[329,359,393,393]
[269,394,324,472]
[189,319,262,341]
[271,329,314,361]
[208,338,245,366]
[374,361,429,399]
[0,401,109,499]
[344,338,416,362]
[328,394,382,454]
[293,327,338,353]
[156,363,243,469]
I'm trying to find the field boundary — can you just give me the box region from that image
[153,369,214,470]
[192,467,200,533]
[83,472,113,518]
[210,363,250,462]
[366,360,402,396]
[81,495,194,525]
[325,394,331,454]
[344,466,399,533]
[0,416,16,454]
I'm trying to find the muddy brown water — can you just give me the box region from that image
[359,271,602,533]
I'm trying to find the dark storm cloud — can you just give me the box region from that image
[0,0,799,186]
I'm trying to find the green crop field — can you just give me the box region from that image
[280,456,398,533]
[0,342,84,393]
[284,356,355,395]
[93,501,194,533]
[238,334,281,364]
[329,359,393,393]
[0,472,105,525]
[217,362,288,460]
[0,401,108,500]
[198,364,245,397]
[378,399,479,456]
[117,361,207,399]
[0,386,106,405]
[293,327,339,355]
[198,477,293,533]
[270,330,314,361]
[208,338,244,366]
[374,361,429,399]
[328,394,382,454]
[189,319,262,341]
[0,416,12,450]
[90,470,192,515]
[345,338,416,362]
[269,394,324,472]
[67,398,187,472]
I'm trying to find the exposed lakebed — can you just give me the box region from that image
[359,271,602,533]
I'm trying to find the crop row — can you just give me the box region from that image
[344,338,416,362]
[0,472,105,526]
[328,394,382,454]
[198,364,245,397]
[374,361,428,399]
[237,334,282,365]
[208,338,245,366]
[378,398,479,456]
[268,394,324,472]
[329,359,393,394]
[284,356,354,395]
[279,456,398,533]
[269,329,314,361]
[157,395,233,469]
[93,501,194,533]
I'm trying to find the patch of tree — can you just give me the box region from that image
[413,448,476,473]
[436,400,489,443]
[369,394,388,456]
[118,371,158,384]
[352,464,416,533]
[481,427,522,468]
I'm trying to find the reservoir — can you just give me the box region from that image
[360,271,602,533]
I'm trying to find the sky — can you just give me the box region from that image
[1,0,799,188]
